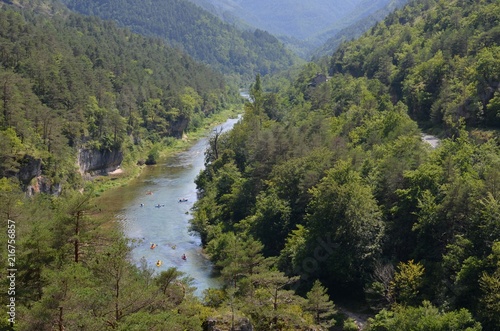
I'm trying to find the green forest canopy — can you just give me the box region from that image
[329,0,500,131]
[0,2,231,189]
[190,0,500,329]
[1,0,500,330]
[60,0,301,83]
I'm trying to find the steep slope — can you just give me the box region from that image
[190,1,500,329]
[188,0,409,57]
[329,0,500,130]
[188,0,360,40]
[60,0,300,83]
[0,0,228,190]
[312,0,408,58]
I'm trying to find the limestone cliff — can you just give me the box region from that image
[17,155,42,185]
[77,148,123,175]
[14,148,123,195]
[26,176,62,196]
[17,155,62,196]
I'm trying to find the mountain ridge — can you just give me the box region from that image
[61,0,301,83]
[187,0,409,57]
[312,0,408,58]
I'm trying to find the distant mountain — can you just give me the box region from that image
[188,0,409,57]
[189,0,361,40]
[311,0,408,58]
[0,0,67,15]
[60,0,300,83]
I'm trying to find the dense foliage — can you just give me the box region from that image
[193,68,499,331]
[191,0,500,329]
[189,0,409,59]
[311,0,408,59]
[0,2,337,331]
[2,0,500,330]
[0,1,229,188]
[330,0,500,131]
[0,184,213,331]
[60,0,300,83]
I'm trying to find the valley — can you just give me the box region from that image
[1,0,499,330]
[188,0,409,57]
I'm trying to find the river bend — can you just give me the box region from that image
[103,116,240,295]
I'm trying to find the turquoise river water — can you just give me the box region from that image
[101,116,241,295]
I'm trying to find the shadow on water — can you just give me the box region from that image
[99,116,241,296]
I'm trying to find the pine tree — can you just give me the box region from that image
[305,280,336,329]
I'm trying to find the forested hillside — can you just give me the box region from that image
[188,0,363,40]
[60,0,299,83]
[311,0,408,58]
[0,1,238,330]
[190,0,500,330]
[330,0,500,132]
[2,0,500,330]
[0,0,229,192]
[188,0,409,58]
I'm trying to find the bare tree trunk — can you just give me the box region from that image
[115,278,120,323]
[212,127,223,160]
[2,77,11,127]
[74,211,80,263]
[58,306,64,331]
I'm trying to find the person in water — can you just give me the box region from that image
[150,243,156,249]
[156,260,162,267]
[182,254,186,260]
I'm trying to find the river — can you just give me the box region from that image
[100,116,241,295]
[98,105,436,299]
[421,133,440,149]
[239,89,250,101]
